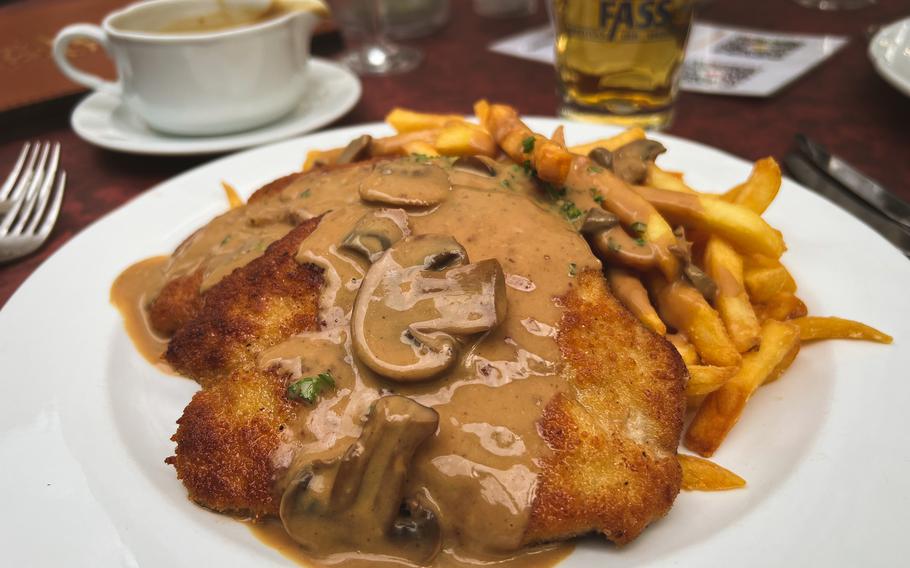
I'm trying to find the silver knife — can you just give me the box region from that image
[784,152,910,258]
[796,134,910,232]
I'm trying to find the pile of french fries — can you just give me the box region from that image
[302,103,892,492]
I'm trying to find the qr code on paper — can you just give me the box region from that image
[681,61,758,88]
[714,34,804,60]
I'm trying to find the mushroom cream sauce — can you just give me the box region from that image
[112,155,613,567]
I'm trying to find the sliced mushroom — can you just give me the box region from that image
[351,235,508,382]
[280,395,441,564]
[341,209,410,262]
[588,147,613,170]
[670,227,718,301]
[579,208,659,270]
[580,207,620,236]
[587,225,657,272]
[336,134,372,165]
[359,161,451,207]
[453,155,497,177]
[683,262,717,302]
[611,139,667,184]
[589,140,667,184]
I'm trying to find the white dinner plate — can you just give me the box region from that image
[1,119,908,567]
[70,58,362,155]
[869,17,910,98]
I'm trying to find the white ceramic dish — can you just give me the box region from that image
[869,17,910,97]
[71,57,361,155]
[1,119,908,567]
[55,0,323,136]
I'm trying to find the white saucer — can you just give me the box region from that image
[869,17,910,98]
[70,58,362,155]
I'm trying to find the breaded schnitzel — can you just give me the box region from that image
[116,155,686,565]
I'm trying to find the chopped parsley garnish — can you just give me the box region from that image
[500,179,512,189]
[560,200,583,221]
[412,153,431,163]
[298,188,311,198]
[542,182,566,200]
[522,136,536,153]
[522,160,537,177]
[608,238,621,252]
[590,188,604,204]
[588,165,604,174]
[568,263,577,277]
[630,221,647,235]
[635,237,646,246]
[220,235,232,246]
[287,372,335,404]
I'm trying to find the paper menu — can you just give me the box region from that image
[488,22,849,97]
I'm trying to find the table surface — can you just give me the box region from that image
[1,0,908,308]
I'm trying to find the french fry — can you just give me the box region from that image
[761,330,801,385]
[568,126,646,155]
[434,121,498,157]
[679,454,746,491]
[551,125,566,146]
[478,101,573,183]
[792,316,893,344]
[741,253,779,269]
[631,185,786,259]
[704,237,761,352]
[667,334,699,365]
[685,319,801,456]
[401,141,440,157]
[473,99,491,124]
[385,107,464,133]
[687,394,707,410]
[753,292,808,322]
[687,365,739,397]
[303,148,344,171]
[645,163,698,194]
[744,264,797,303]
[370,129,440,156]
[721,157,781,214]
[606,267,666,335]
[585,170,681,280]
[651,277,741,368]
[220,181,244,209]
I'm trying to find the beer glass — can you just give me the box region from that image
[552,0,695,129]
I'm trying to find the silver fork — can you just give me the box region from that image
[0,142,66,263]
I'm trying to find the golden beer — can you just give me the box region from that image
[553,0,694,129]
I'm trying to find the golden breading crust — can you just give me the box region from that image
[164,218,326,516]
[166,368,292,517]
[148,269,204,335]
[147,169,323,338]
[525,270,686,546]
[165,218,324,386]
[247,172,307,204]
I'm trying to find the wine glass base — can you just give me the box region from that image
[338,44,422,75]
[792,0,875,9]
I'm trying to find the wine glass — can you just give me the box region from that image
[791,0,875,9]
[328,0,422,75]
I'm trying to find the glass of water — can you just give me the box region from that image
[328,0,422,75]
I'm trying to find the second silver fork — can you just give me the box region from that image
[0,142,67,263]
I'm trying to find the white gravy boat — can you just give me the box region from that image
[53,0,324,136]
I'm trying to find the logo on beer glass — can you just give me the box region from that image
[600,0,674,38]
